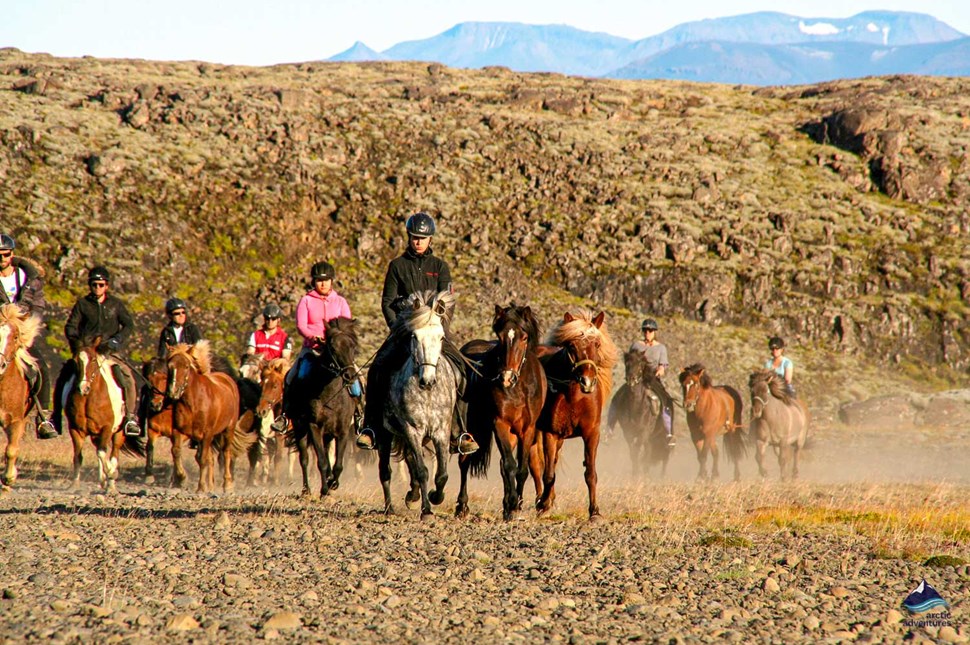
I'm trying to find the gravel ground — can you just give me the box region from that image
[0,425,967,643]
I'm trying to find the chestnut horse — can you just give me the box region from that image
[457,304,546,520]
[141,357,184,486]
[0,304,41,489]
[250,357,289,486]
[678,364,746,481]
[66,337,145,492]
[607,349,670,478]
[748,370,809,481]
[166,342,241,493]
[535,310,617,520]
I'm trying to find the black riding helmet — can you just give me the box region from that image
[768,336,785,350]
[262,303,282,319]
[311,261,335,281]
[405,212,436,238]
[165,297,187,314]
[641,318,659,331]
[88,266,111,283]
[0,233,14,251]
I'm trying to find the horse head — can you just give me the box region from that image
[749,370,790,418]
[679,363,709,412]
[143,357,170,412]
[323,317,360,381]
[165,345,195,400]
[550,310,610,395]
[257,358,289,418]
[0,304,38,376]
[492,303,540,390]
[623,350,649,386]
[74,336,103,396]
[239,353,265,384]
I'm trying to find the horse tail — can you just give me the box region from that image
[466,422,492,478]
[721,385,748,463]
[230,425,259,457]
[121,434,147,458]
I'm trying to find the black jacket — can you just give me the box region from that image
[0,257,47,318]
[380,246,452,327]
[64,293,134,354]
[157,322,203,357]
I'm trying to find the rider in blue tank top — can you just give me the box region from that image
[764,336,796,397]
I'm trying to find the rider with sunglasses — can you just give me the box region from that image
[157,297,203,357]
[0,233,57,438]
[52,266,141,437]
[246,303,292,361]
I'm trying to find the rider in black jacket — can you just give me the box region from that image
[51,266,141,436]
[356,213,478,455]
[156,297,203,356]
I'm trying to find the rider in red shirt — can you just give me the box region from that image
[246,303,292,361]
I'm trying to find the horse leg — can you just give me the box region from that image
[171,433,187,488]
[95,428,114,492]
[107,429,124,494]
[311,428,330,497]
[196,437,211,494]
[536,434,563,515]
[755,437,768,479]
[792,444,800,480]
[710,433,720,480]
[402,445,422,510]
[427,434,448,508]
[144,429,156,484]
[582,431,602,521]
[528,438,544,503]
[496,422,519,520]
[404,431,432,518]
[454,454,470,519]
[694,436,708,480]
[329,432,347,491]
[378,437,395,515]
[70,429,84,489]
[2,420,25,488]
[514,429,534,512]
[297,433,312,497]
[778,443,792,482]
[222,425,235,494]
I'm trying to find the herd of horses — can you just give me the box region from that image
[0,296,810,521]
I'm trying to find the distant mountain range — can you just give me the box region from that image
[328,11,970,84]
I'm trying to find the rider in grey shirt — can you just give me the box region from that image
[629,318,675,446]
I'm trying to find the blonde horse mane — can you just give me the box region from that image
[546,309,618,399]
[266,357,290,375]
[168,340,213,374]
[0,303,40,374]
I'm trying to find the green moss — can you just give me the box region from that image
[923,554,967,568]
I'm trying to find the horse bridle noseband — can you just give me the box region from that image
[493,337,528,387]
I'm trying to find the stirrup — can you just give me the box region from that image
[666,434,676,447]
[124,418,142,437]
[269,415,288,434]
[355,428,376,450]
[37,417,58,440]
[456,432,479,456]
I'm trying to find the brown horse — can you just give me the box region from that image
[457,304,547,520]
[0,304,41,489]
[535,310,617,520]
[66,337,145,493]
[250,357,290,486]
[607,349,670,478]
[678,364,746,481]
[166,342,241,493]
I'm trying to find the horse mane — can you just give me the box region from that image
[325,316,360,348]
[493,303,542,351]
[390,290,455,339]
[0,303,39,373]
[679,363,712,388]
[749,369,793,405]
[546,309,617,396]
[168,341,213,374]
[266,357,290,374]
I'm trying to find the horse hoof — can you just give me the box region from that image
[300,489,311,499]
[455,505,469,519]
[503,510,516,522]
[328,479,340,491]
[429,490,444,506]
[588,513,605,524]
[144,475,156,485]
[383,506,397,516]
[420,511,434,522]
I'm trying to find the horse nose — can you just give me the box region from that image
[579,377,595,394]
[419,377,436,390]
[501,371,518,389]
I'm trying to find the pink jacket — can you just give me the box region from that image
[296,290,351,347]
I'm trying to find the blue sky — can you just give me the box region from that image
[3,0,968,66]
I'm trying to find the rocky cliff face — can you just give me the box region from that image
[1,51,968,395]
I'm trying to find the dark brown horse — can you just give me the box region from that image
[607,349,670,478]
[457,304,547,520]
[289,317,360,497]
[0,304,41,489]
[535,310,617,520]
[141,357,185,487]
[66,337,144,493]
[678,364,746,481]
[166,342,241,493]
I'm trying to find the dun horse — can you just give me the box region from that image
[289,317,361,497]
[379,291,461,518]
[748,370,810,480]
[457,304,546,520]
[166,342,241,493]
[536,310,617,521]
[607,349,670,478]
[0,304,41,489]
[66,337,144,492]
[678,364,746,481]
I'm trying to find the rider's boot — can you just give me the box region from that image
[663,407,675,447]
[36,409,58,440]
[449,399,479,455]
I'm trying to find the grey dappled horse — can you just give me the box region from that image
[379,290,460,519]
[748,370,810,481]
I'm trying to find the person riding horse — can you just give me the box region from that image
[0,233,57,439]
[765,336,796,397]
[273,262,361,432]
[629,318,675,447]
[156,297,203,357]
[356,212,479,455]
[246,303,292,361]
[51,266,141,437]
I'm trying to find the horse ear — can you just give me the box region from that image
[434,297,448,316]
[592,311,606,328]
[494,304,503,318]
[563,312,575,323]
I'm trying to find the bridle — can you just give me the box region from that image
[493,329,528,388]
